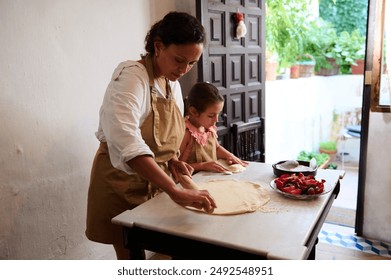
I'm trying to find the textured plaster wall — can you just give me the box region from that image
[0,0,174,259]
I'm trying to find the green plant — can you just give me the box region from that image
[266,0,312,68]
[327,163,338,169]
[319,141,337,151]
[297,53,315,64]
[319,0,368,37]
[297,150,330,166]
[266,0,366,74]
[302,19,339,72]
[303,20,365,73]
[333,29,366,73]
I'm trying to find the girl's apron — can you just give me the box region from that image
[86,55,185,244]
[187,133,217,164]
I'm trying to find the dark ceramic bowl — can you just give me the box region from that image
[272,160,317,177]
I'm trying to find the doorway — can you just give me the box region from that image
[264,76,362,227]
[264,0,368,229]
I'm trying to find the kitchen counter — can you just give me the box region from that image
[112,162,344,260]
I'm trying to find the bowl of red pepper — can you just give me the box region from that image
[270,173,331,200]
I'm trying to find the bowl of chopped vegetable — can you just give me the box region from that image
[270,173,331,200]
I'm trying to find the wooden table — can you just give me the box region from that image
[112,162,344,260]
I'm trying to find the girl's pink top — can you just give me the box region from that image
[185,118,217,146]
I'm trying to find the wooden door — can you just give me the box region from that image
[196,0,265,161]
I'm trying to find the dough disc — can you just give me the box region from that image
[218,159,246,173]
[186,179,270,215]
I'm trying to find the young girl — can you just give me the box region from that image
[179,82,248,173]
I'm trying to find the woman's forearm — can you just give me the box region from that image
[127,155,177,194]
[127,155,217,212]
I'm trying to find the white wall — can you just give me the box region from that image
[0,0,193,260]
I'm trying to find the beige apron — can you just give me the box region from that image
[86,55,185,244]
[187,132,217,164]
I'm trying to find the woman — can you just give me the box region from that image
[86,12,216,259]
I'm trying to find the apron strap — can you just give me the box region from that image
[195,141,203,163]
[144,54,168,147]
[164,78,172,99]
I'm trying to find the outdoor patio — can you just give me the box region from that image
[265,74,364,165]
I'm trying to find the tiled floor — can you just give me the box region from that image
[317,223,391,260]
[319,159,391,260]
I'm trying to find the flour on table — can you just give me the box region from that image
[186,179,270,215]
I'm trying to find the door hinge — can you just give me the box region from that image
[364,71,372,85]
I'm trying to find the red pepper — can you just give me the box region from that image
[288,188,302,195]
[276,172,326,196]
[306,187,315,195]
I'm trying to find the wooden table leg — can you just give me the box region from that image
[308,237,319,260]
[123,227,146,260]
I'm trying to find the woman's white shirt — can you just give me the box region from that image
[95,60,184,174]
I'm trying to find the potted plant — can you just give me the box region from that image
[290,64,300,79]
[333,29,366,74]
[351,59,365,74]
[351,43,366,74]
[319,141,338,162]
[302,19,341,76]
[265,0,311,74]
[319,141,337,152]
[297,54,316,77]
[265,49,278,81]
[317,57,340,76]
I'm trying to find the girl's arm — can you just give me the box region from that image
[179,130,192,162]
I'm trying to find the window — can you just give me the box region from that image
[369,0,391,112]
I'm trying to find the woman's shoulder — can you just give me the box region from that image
[111,60,147,80]
[109,60,149,93]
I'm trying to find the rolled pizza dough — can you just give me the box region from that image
[217,159,246,173]
[186,179,270,215]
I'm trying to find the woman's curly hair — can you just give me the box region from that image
[145,12,206,55]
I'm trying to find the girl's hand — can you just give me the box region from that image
[200,161,230,173]
[225,154,249,167]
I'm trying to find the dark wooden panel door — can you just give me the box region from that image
[196,0,265,160]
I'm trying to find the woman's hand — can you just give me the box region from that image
[169,187,217,213]
[168,157,194,182]
[128,155,215,213]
